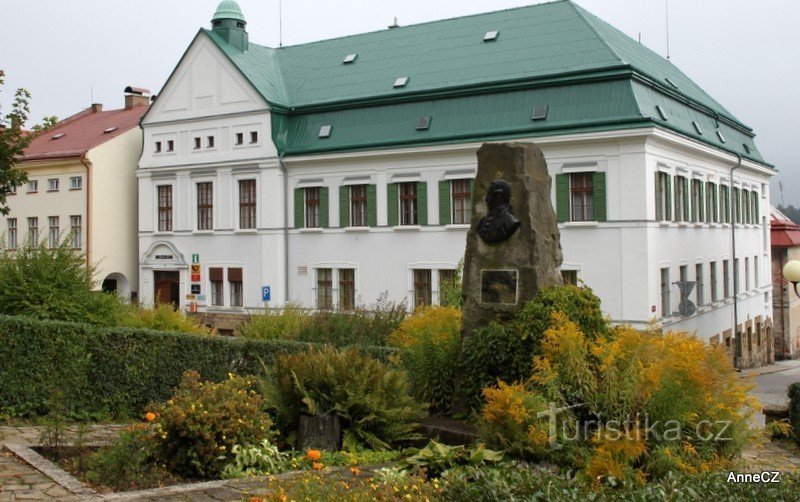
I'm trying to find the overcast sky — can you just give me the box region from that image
[1,0,797,205]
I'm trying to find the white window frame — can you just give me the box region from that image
[69,176,82,190]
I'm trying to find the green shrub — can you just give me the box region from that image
[238,294,406,347]
[789,382,800,445]
[116,303,209,334]
[85,425,169,491]
[389,306,462,415]
[403,440,503,479]
[150,370,275,479]
[0,242,123,326]
[261,346,426,451]
[0,314,398,419]
[221,439,290,478]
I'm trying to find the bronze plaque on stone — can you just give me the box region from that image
[480,269,518,305]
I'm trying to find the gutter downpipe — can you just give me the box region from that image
[80,156,93,272]
[278,153,289,307]
[730,153,742,368]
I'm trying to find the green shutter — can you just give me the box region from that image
[555,174,569,223]
[592,172,606,222]
[339,185,349,227]
[294,188,304,228]
[733,188,740,223]
[665,174,672,220]
[367,184,377,227]
[320,187,329,228]
[754,193,760,222]
[698,181,704,222]
[387,183,398,227]
[682,179,689,222]
[417,181,428,225]
[655,172,662,221]
[439,180,451,225]
[712,184,718,222]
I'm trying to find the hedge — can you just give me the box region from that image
[0,314,396,419]
[789,381,800,445]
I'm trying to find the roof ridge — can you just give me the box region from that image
[262,0,567,51]
[567,1,624,65]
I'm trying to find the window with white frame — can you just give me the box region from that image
[70,176,82,190]
[413,269,432,308]
[228,267,243,307]
[239,180,257,229]
[27,217,38,246]
[197,182,213,230]
[70,215,82,248]
[27,180,38,193]
[339,269,355,310]
[655,171,670,221]
[695,263,704,305]
[316,268,333,310]
[48,216,59,248]
[451,179,472,224]
[48,178,59,192]
[710,261,718,302]
[157,185,173,232]
[660,267,670,316]
[350,185,368,227]
[7,218,17,249]
[399,182,418,226]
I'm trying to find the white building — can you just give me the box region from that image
[138,1,774,366]
[3,88,148,299]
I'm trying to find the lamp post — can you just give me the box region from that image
[783,260,800,297]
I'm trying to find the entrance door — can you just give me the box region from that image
[154,271,180,306]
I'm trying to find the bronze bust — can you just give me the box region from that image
[476,179,520,243]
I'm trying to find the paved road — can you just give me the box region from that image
[749,359,800,408]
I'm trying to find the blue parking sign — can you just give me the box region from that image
[262,286,271,302]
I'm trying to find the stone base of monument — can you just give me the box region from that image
[297,414,341,451]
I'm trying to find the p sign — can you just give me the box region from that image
[262,286,271,302]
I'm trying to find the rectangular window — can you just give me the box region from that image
[305,187,321,228]
[655,172,670,221]
[154,141,162,153]
[167,140,174,152]
[27,180,38,193]
[661,267,670,316]
[706,182,717,222]
[745,257,750,291]
[7,218,17,249]
[48,178,59,191]
[350,185,367,227]
[734,188,742,224]
[250,131,258,144]
[235,132,244,145]
[570,173,594,222]
[239,180,257,229]
[561,270,578,286]
[710,261,718,302]
[720,186,730,224]
[691,179,702,222]
[413,269,432,308]
[157,185,173,232]
[197,182,213,230]
[70,176,82,190]
[723,259,730,298]
[752,192,760,224]
[27,217,38,246]
[674,176,688,222]
[70,215,81,248]
[194,137,201,150]
[743,190,751,224]
[210,267,224,306]
[207,136,215,148]
[317,268,333,310]
[695,263,704,306]
[228,267,243,307]
[400,182,418,225]
[48,216,59,248]
[339,268,355,310]
[734,258,740,294]
[754,256,759,289]
[439,269,458,305]
[451,179,472,224]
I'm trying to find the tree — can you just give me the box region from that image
[0,69,33,215]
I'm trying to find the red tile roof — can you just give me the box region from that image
[23,104,147,161]
[771,206,800,248]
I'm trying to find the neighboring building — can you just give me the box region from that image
[771,206,800,359]
[138,1,774,366]
[2,88,149,299]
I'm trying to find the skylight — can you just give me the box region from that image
[394,77,409,88]
[655,105,668,121]
[743,143,751,154]
[103,127,118,134]
[416,116,431,130]
[319,125,332,138]
[692,121,703,135]
[343,53,358,64]
[51,133,65,140]
[716,130,726,143]
[531,105,549,121]
[484,30,499,42]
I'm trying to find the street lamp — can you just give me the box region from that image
[783,260,800,297]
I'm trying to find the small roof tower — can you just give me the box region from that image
[211,0,248,51]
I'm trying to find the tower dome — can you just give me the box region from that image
[211,0,249,51]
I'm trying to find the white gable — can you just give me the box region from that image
[143,33,268,125]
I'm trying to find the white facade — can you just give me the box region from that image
[138,19,774,364]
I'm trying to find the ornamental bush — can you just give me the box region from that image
[261,346,426,451]
[479,314,756,483]
[788,381,800,445]
[389,306,462,414]
[150,370,276,479]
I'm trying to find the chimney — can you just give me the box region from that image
[388,17,400,29]
[91,103,103,113]
[124,86,150,109]
[9,114,21,130]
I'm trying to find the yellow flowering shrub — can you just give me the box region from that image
[389,306,462,414]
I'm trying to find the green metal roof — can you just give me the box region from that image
[212,0,245,23]
[199,0,767,165]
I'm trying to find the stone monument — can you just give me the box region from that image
[460,142,563,341]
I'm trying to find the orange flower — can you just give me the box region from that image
[306,449,321,462]
[349,467,361,476]
[312,461,324,470]
[144,412,156,422]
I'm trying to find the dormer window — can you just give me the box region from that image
[155,141,162,153]
[250,131,258,144]
[236,22,245,28]
[213,21,221,28]
[207,136,215,148]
